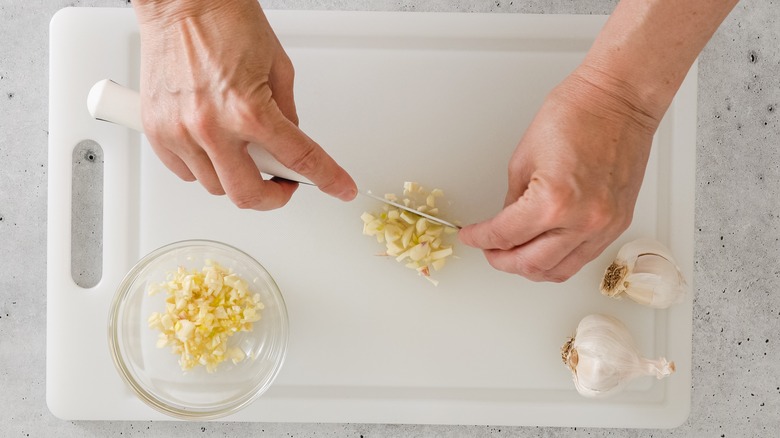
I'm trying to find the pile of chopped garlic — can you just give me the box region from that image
[147,260,264,373]
[361,182,457,285]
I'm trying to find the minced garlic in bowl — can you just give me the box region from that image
[108,240,288,420]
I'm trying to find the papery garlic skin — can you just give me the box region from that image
[561,314,675,398]
[600,238,687,308]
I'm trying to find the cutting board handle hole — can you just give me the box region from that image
[71,139,103,288]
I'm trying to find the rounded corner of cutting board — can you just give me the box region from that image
[46,390,72,421]
[663,393,692,429]
[50,7,78,31]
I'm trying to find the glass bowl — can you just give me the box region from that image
[108,240,289,420]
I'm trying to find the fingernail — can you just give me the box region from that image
[457,228,472,244]
[340,186,358,201]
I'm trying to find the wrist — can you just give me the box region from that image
[577,45,681,125]
[575,0,738,126]
[560,64,662,135]
[132,0,252,25]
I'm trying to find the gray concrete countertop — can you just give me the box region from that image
[2,0,778,436]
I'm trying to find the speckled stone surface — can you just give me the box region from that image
[1,0,778,436]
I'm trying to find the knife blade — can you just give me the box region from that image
[360,191,461,229]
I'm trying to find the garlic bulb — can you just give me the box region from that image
[561,314,675,398]
[600,238,687,308]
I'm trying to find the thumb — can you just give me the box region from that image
[459,176,546,251]
[459,201,534,251]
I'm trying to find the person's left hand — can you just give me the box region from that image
[459,68,660,282]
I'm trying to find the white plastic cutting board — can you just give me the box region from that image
[48,8,696,427]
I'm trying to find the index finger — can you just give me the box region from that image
[246,102,358,202]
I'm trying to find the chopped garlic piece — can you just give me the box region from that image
[361,182,457,285]
[147,261,263,373]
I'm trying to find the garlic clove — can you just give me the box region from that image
[561,314,675,398]
[600,238,687,309]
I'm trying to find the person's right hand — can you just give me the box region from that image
[132,0,357,210]
[458,0,738,282]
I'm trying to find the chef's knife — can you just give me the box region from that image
[87,79,460,229]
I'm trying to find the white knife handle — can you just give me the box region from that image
[87,79,312,184]
[87,79,143,132]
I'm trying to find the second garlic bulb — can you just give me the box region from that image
[600,238,687,308]
[561,314,675,398]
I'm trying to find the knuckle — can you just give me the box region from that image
[545,271,572,283]
[228,84,278,127]
[497,250,575,283]
[579,198,630,235]
[582,204,614,231]
[537,181,631,236]
[287,144,321,175]
[170,121,189,140]
[516,267,548,282]
[235,100,277,140]
[486,251,547,279]
[143,116,175,145]
[276,57,295,80]
[486,226,515,250]
[316,174,340,193]
[285,109,300,127]
[524,273,551,283]
[230,192,262,210]
[485,254,511,274]
[202,182,225,196]
[140,109,163,134]
[540,184,575,225]
[519,258,547,278]
[186,110,219,145]
[164,160,196,182]
[227,190,287,211]
[616,210,633,232]
[520,263,572,283]
[232,100,256,126]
